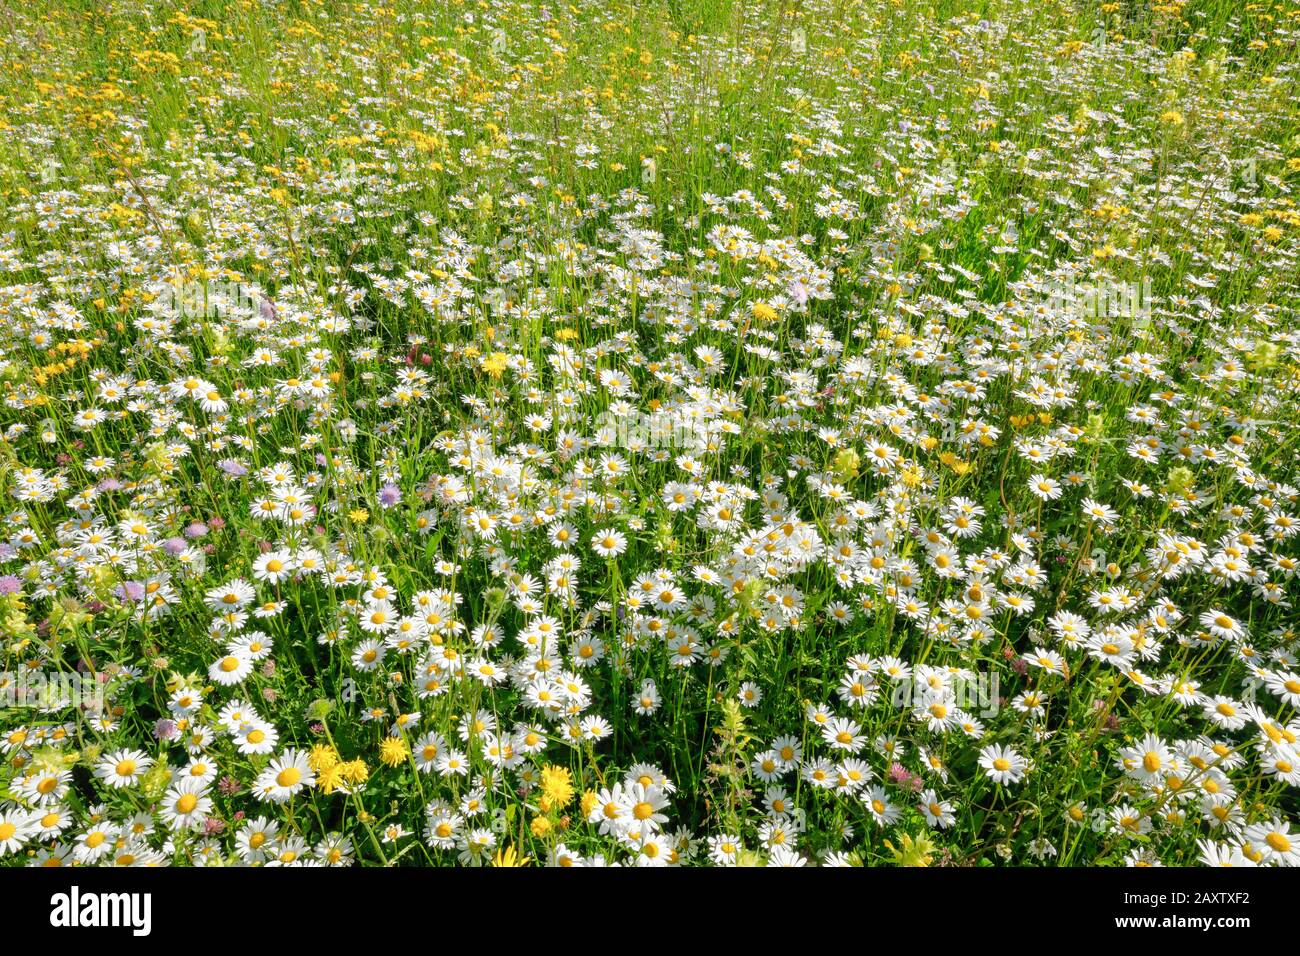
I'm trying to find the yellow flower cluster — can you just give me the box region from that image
[482,352,510,378]
[538,764,574,812]
[310,744,369,794]
[379,736,410,767]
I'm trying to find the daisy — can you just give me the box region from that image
[233,630,273,661]
[580,715,613,742]
[590,527,628,557]
[1201,696,1249,731]
[413,731,447,772]
[1118,733,1174,783]
[978,744,1029,785]
[1027,474,1062,501]
[543,842,581,868]
[160,778,212,831]
[204,578,256,611]
[1262,670,1300,708]
[622,782,671,836]
[1199,609,1245,641]
[252,549,295,584]
[17,767,71,806]
[822,715,866,752]
[1197,839,1256,868]
[235,721,279,755]
[255,749,316,802]
[1244,818,1300,866]
[919,789,957,828]
[767,844,807,867]
[423,807,463,850]
[30,806,71,841]
[708,833,742,866]
[96,749,153,788]
[0,809,33,857]
[218,699,262,734]
[757,816,799,850]
[357,602,397,635]
[627,830,670,867]
[209,650,254,686]
[351,638,388,671]
[861,786,900,826]
[435,749,469,777]
[66,825,115,866]
[589,784,631,836]
[1080,497,1119,528]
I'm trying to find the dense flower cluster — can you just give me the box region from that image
[0,0,1298,866]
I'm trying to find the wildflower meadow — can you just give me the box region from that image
[0,0,1299,871]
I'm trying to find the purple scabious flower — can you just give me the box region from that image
[0,575,22,596]
[153,718,177,741]
[217,459,248,477]
[378,483,402,508]
[163,537,187,556]
[184,522,208,538]
[116,580,146,602]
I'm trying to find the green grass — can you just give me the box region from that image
[0,0,1297,867]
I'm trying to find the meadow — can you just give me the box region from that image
[0,0,1298,866]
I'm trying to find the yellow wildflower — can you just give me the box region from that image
[379,736,409,767]
[539,764,574,812]
[309,744,340,773]
[493,845,530,867]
